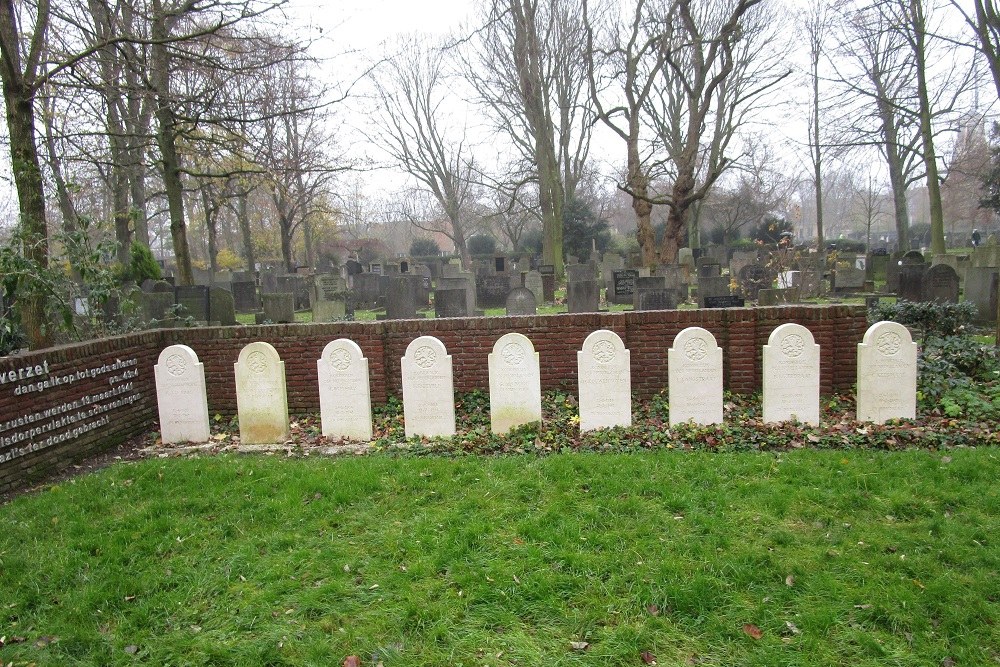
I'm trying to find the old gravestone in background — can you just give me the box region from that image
[856,321,917,424]
[317,338,372,441]
[577,329,631,432]
[261,293,294,323]
[312,274,347,322]
[923,263,959,304]
[401,335,456,438]
[488,332,542,434]
[668,326,723,426]
[611,269,639,305]
[234,341,290,444]
[154,344,210,444]
[505,287,537,316]
[762,323,820,425]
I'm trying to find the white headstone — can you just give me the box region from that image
[857,321,917,423]
[577,329,632,432]
[488,332,542,434]
[401,335,456,438]
[154,344,210,443]
[234,341,289,444]
[763,323,820,425]
[317,339,373,441]
[668,327,723,426]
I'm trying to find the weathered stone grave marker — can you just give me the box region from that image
[668,327,723,425]
[317,339,372,440]
[234,341,290,444]
[154,344,210,443]
[488,332,542,434]
[401,335,456,438]
[577,329,631,432]
[856,321,917,423]
[762,323,819,425]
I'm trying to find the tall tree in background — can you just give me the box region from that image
[465,0,593,275]
[370,36,478,268]
[583,0,667,267]
[803,0,831,250]
[952,0,1000,99]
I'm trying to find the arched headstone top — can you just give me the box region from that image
[767,322,817,356]
[404,335,449,370]
[580,329,626,365]
[157,344,200,379]
[505,287,537,316]
[321,339,365,373]
[862,320,914,356]
[672,327,719,362]
[237,341,281,372]
[491,332,536,366]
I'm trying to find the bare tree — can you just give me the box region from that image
[951,0,1000,99]
[802,0,833,250]
[646,0,791,263]
[369,36,478,268]
[464,0,593,275]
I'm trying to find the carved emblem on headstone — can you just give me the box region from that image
[414,345,437,368]
[684,337,708,361]
[876,332,902,356]
[780,334,805,358]
[502,342,526,366]
[593,339,616,364]
[247,350,268,374]
[329,347,351,371]
[165,353,186,377]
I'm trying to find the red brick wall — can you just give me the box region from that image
[1,305,867,493]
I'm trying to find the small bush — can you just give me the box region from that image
[918,335,1000,420]
[410,238,440,257]
[468,234,498,256]
[122,241,162,283]
[869,300,977,340]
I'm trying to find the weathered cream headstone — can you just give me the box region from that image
[577,329,632,432]
[857,321,917,423]
[763,323,820,425]
[668,327,723,426]
[488,332,542,434]
[154,344,210,443]
[234,341,289,444]
[401,335,456,438]
[317,339,372,441]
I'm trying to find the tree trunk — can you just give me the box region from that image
[3,80,50,349]
[911,0,945,254]
[237,190,256,272]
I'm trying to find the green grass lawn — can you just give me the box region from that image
[2,449,999,666]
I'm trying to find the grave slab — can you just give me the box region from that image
[668,327,723,425]
[763,323,820,425]
[577,329,631,432]
[235,341,290,444]
[154,344,210,443]
[318,338,373,440]
[488,332,542,434]
[402,336,456,438]
[856,321,917,424]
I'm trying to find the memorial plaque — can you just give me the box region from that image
[762,323,820,425]
[703,295,745,308]
[612,269,639,304]
[488,332,542,434]
[154,344,210,443]
[318,338,372,440]
[856,321,917,423]
[234,341,290,444]
[668,327,723,426]
[577,329,631,432]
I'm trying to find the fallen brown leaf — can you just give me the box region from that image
[342,656,361,667]
[742,623,763,640]
[570,641,590,651]
[646,603,660,616]
[640,649,657,664]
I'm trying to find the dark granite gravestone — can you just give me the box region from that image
[697,276,731,308]
[495,256,506,273]
[505,287,537,316]
[704,295,746,308]
[231,281,259,312]
[438,273,477,314]
[399,260,409,273]
[539,264,555,275]
[898,262,927,303]
[277,274,310,310]
[345,259,363,276]
[542,274,556,303]
[611,269,639,305]
[261,293,294,323]
[383,274,423,319]
[434,288,468,317]
[477,274,514,309]
[565,263,595,283]
[174,285,210,322]
[923,264,959,304]
[259,272,279,294]
[136,292,174,324]
[351,273,381,310]
[738,263,773,301]
[697,262,721,278]
[965,268,999,323]
[209,287,237,325]
[567,279,600,313]
[369,263,383,275]
[635,288,680,311]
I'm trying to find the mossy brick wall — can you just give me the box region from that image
[1,304,867,494]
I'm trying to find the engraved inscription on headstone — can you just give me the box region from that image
[234,341,290,444]
[154,344,210,443]
[762,323,820,425]
[856,321,917,423]
[668,327,723,426]
[488,332,542,434]
[577,329,631,432]
[401,335,456,438]
[317,339,372,440]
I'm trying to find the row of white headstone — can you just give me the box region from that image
[154,320,916,445]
